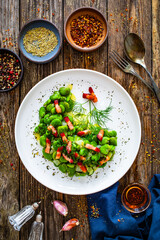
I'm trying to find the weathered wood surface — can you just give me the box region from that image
[0,0,159,239]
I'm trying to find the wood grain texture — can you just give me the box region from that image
[0,0,159,239]
[0,0,20,239]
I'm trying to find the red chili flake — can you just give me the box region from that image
[116,28,118,32]
[52,13,55,16]
[6,38,8,41]
[43,17,46,19]
[118,219,121,222]
[121,13,123,16]
[110,13,113,16]
[125,8,128,11]
[10,163,13,167]
[70,14,104,48]
[37,8,40,12]
[0,160,3,164]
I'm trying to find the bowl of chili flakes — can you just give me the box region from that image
[64,7,108,52]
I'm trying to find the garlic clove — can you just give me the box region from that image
[60,218,79,232]
[52,200,68,217]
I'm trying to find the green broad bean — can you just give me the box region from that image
[60,102,70,112]
[53,159,60,167]
[60,96,66,102]
[100,144,110,155]
[46,129,52,138]
[67,167,75,177]
[50,91,61,101]
[67,99,74,110]
[67,128,76,136]
[79,148,88,156]
[104,130,117,137]
[90,141,97,147]
[59,104,65,113]
[52,151,56,159]
[34,126,39,133]
[51,119,62,127]
[86,166,94,175]
[40,135,46,147]
[68,136,74,142]
[57,125,68,134]
[102,137,110,145]
[46,103,54,112]
[43,114,51,124]
[110,145,115,151]
[67,164,75,168]
[59,87,71,96]
[59,156,68,163]
[39,107,46,118]
[91,153,101,161]
[75,172,87,177]
[52,139,62,151]
[109,137,117,146]
[50,114,63,121]
[59,164,67,173]
[38,123,47,135]
[44,99,51,107]
[40,118,44,123]
[51,107,56,114]
[42,148,52,160]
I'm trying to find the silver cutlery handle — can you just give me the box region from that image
[145,68,160,104]
[130,70,154,93]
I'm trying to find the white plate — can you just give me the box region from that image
[15,69,141,195]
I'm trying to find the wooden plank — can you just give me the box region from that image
[152,0,160,175]
[0,0,20,239]
[107,0,156,190]
[63,1,107,239]
[19,0,64,239]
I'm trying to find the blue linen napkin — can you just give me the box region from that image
[87,174,160,240]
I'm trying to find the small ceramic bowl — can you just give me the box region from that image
[121,183,151,213]
[0,48,24,92]
[64,7,108,52]
[19,19,62,64]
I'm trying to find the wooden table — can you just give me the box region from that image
[0,0,159,239]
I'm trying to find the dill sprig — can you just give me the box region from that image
[90,102,113,127]
[72,101,88,114]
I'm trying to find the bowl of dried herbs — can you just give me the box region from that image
[19,19,62,64]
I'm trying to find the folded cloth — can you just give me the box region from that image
[87,174,160,240]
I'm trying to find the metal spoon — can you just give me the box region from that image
[124,33,160,104]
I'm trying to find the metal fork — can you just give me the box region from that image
[109,50,154,92]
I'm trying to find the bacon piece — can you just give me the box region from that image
[47,124,58,137]
[45,138,51,153]
[85,144,100,152]
[97,129,104,141]
[77,130,91,136]
[80,156,86,161]
[56,146,63,159]
[82,93,94,101]
[99,156,110,166]
[77,162,87,173]
[64,117,74,130]
[74,152,79,158]
[54,100,61,113]
[62,153,73,163]
[60,133,68,144]
[88,87,98,102]
[66,141,72,154]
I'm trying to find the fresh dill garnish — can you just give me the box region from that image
[90,102,113,127]
[72,101,87,114]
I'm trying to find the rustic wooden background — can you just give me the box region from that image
[0,0,159,239]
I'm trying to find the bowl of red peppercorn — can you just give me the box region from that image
[64,7,108,52]
[0,48,23,92]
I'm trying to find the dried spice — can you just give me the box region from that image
[70,14,104,48]
[0,53,21,90]
[23,27,58,57]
